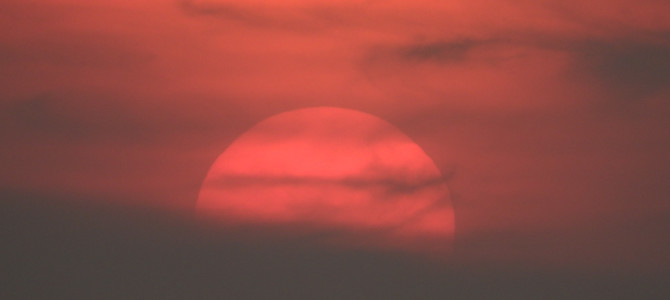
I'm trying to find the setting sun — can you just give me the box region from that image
[197,107,454,255]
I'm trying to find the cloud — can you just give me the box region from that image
[205,173,446,194]
[1,91,258,145]
[572,39,670,102]
[3,94,145,142]
[359,28,670,114]
[0,32,154,69]
[3,190,668,299]
[364,39,498,66]
[177,0,368,32]
[400,40,489,63]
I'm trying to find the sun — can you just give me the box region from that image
[197,107,454,256]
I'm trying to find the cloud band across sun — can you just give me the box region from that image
[197,107,455,256]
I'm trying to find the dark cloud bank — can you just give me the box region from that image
[3,190,668,299]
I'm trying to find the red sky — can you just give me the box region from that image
[1,0,669,274]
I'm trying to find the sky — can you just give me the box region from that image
[2,0,669,298]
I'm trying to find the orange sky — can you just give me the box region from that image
[1,0,669,271]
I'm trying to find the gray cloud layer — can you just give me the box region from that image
[4,191,668,299]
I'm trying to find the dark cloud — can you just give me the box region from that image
[360,33,670,115]
[206,173,447,196]
[1,93,256,145]
[574,40,670,102]
[3,190,668,299]
[178,0,339,32]
[0,33,154,69]
[177,0,410,34]
[3,94,146,142]
[178,0,274,26]
[400,40,491,63]
[361,39,488,69]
